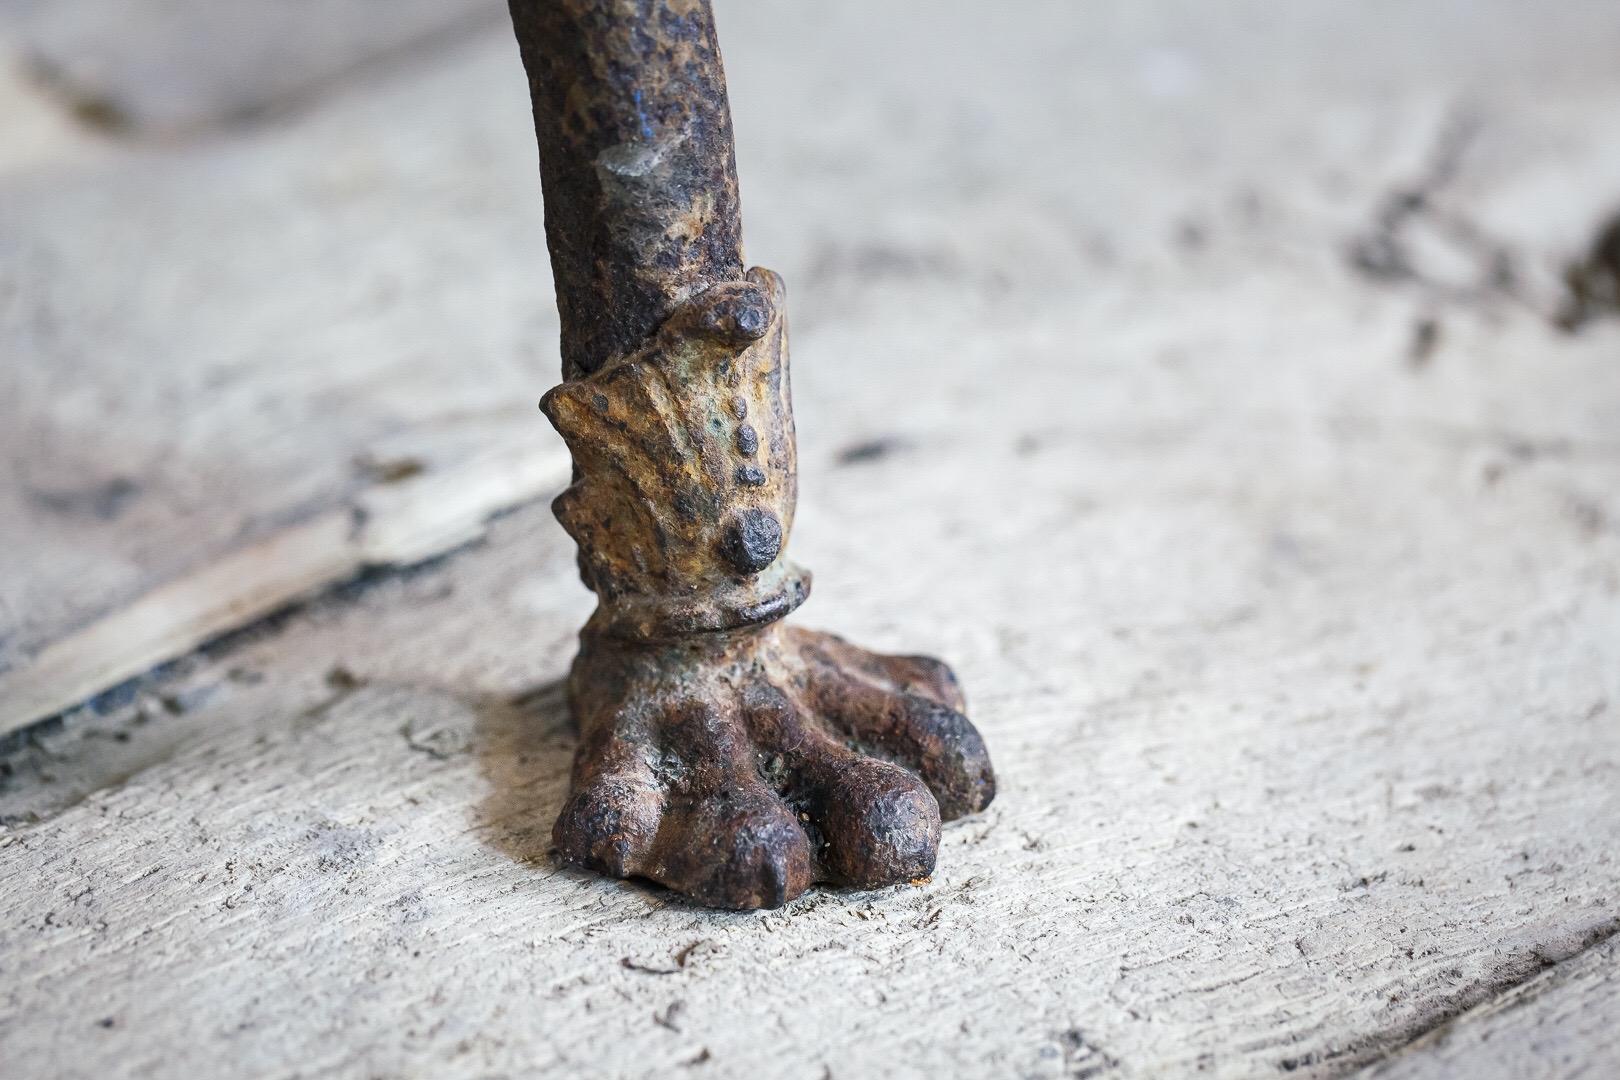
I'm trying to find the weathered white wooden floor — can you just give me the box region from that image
[2,2,1618,1077]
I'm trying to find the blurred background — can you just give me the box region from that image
[1,0,1617,700]
[1,3,1618,1077]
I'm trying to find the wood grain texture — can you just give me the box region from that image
[0,30,557,690]
[3,2,1620,1077]
[1357,940,1620,1080]
[0,442,568,738]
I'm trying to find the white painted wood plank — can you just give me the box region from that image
[1,0,503,134]
[0,442,567,738]
[1357,941,1620,1080]
[0,28,558,694]
[2,4,1620,1078]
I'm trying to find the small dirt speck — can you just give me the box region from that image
[1407,317,1441,368]
[836,437,908,466]
[356,454,427,485]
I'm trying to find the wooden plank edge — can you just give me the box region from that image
[0,442,571,740]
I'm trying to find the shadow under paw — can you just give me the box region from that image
[471,678,576,867]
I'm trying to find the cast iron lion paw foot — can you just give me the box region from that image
[552,623,995,909]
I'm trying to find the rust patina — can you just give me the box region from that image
[508,0,995,909]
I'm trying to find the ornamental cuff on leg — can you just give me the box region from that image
[541,267,810,642]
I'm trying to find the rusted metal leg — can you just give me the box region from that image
[508,0,996,909]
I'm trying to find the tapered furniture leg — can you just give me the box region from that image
[508,0,995,909]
